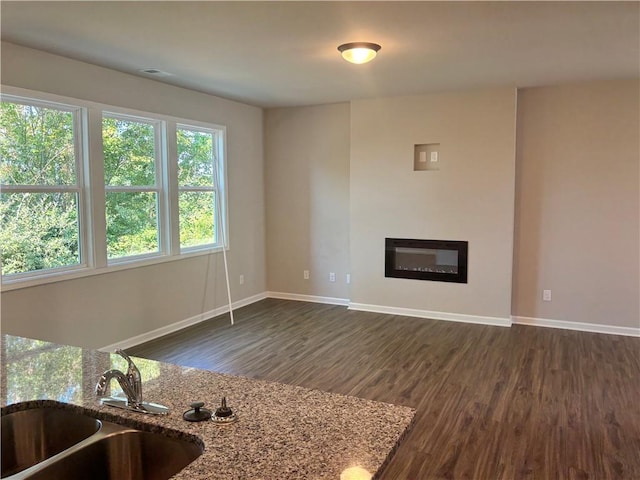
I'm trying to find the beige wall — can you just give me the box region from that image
[264,104,350,299]
[0,42,266,348]
[513,80,640,328]
[350,89,517,320]
[2,41,636,341]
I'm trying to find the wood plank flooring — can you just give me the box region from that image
[129,299,640,479]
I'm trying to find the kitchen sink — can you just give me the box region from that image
[1,407,101,478]
[24,429,204,480]
[1,403,203,480]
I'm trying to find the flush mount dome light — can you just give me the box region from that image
[337,42,381,64]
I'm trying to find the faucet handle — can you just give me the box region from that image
[114,349,143,402]
[115,349,141,375]
[115,348,134,366]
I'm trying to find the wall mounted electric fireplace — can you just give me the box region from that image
[385,238,468,283]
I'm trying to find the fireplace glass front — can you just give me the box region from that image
[385,238,468,283]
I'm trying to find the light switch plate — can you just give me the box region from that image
[414,143,440,171]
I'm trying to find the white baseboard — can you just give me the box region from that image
[512,316,640,337]
[348,302,512,327]
[99,292,268,351]
[101,291,639,352]
[266,291,350,306]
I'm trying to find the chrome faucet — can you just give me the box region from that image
[96,349,169,415]
[96,349,143,407]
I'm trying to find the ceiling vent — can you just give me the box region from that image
[139,68,173,77]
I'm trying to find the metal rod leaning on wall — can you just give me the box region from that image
[213,145,234,326]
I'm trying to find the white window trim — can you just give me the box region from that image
[176,123,226,254]
[102,111,166,263]
[0,95,90,278]
[0,86,230,292]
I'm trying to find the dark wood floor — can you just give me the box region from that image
[130,299,640,479]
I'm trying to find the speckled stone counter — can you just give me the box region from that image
[1,335,415,479]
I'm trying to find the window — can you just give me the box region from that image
[0,87,228,290]
[102,114,163,261]
[0,98,86,277]
[177,125,222,251]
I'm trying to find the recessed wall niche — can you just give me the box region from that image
[414,143,440,171]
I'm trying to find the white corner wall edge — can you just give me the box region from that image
[348,302,512,327]
[512,316,640,337]
[99,292,268,352]
[266,291,350,306]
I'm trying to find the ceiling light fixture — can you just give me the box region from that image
[337,42,381,65]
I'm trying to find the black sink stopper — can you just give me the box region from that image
[183,401,212,422]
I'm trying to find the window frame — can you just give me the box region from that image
[102,111,166,264]
[0,86,229,291]
[176,122,226,253]
[0,95,91,280]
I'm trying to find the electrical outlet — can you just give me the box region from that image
[329,272,336,282]
[346,273,351,284]
[239,274,244,285]
[543,289,552,302]
[303,270,309,280]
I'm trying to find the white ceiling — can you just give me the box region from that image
[1,1,639,108]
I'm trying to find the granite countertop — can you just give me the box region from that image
[1,335,415,479]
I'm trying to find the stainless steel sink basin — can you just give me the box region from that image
[1,403,203,480]
[25,429,203,480]
[1,407,101,478]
